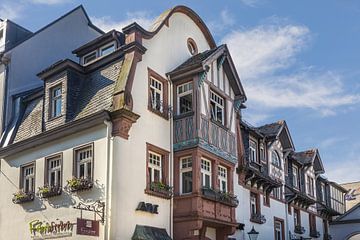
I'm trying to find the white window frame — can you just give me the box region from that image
[177,82,193,115]
[218,165,227,192]
[201,159,212,188]
[23,164,35,193]
[150,77,163,112]
[249,140,257,163]
[48,156,61,187]
[50,85,62,118]
[321,183,326,202]
[307,175,314,196]
[82,50,97,65]
[272,151,281,168]
[76,146,93,180]
[148,151,162,183]
[99,41,116,57]
[250,193,257,215]
[180,156,192,194]
[260,144,265,162]
[293,165,299,188]
[274,220,283,240]
[210,90,224,125]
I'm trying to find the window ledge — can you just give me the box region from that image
[148,107,169,120]
[144,189,172,199]
[173,111,194,120]
[210,119,228,131]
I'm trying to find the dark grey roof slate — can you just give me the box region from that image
[13,97,43,143]
[256,121,284,137]
[290,149,317,165]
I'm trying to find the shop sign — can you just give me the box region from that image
[29,219,74,239]
[136,201,159,214]
[76,218,99,236]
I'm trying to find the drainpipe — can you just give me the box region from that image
[167,74,174,238]
[104,120,113,240]
[0,53,10,133]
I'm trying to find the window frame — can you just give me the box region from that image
[209,89,225,125]
[307,175,315,197]
[292,165,299,188]
[99,41,116,57]
[200,158,212,189]
[274,217,285,240]
[294,208,301,227]
[176,82,193,115]
[45,154,63,187]
[82,50,97,65]
[73,143,94,180]
[180,156,193,195]
[271,150,281,168]
[187,37,198,55]
[148,68,169,119]
[309,213,317,233]
[249,139,258,163]
[49,84,62,119]
[250,192,260,216]
[218,165,227,192]
[20,162,36,193]
[148,151,162,183]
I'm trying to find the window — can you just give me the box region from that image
[294,208,301,227]
[150,77,163,112]
[100,42,115,57]
[292,165,299,188]
[272,151,281,168]
[274,219,284,240]
[0,29,3,40]
[249,140,257,163]
[321,183,326,202]
[272,187,282,200]
[218,165,227,192]
[21,164,35,193]
[307,175,315,197]
[148,151,162,183]
[201,159,211,188]
[264,193,270,207]
[250,192,259,215]
[260,144,265,162]
[50,85,62,118]
[180,157,192,194]
[187,38,198,55]
[309,214,316,233]
[148,68,169,119]
[210,90,224,125]
[46,155,62,187]
[83,51,97,65]
[177,82,193,114]
[75,145,93,180]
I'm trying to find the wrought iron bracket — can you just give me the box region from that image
[74,200,105,223]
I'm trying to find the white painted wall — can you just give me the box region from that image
[0,125,109,240]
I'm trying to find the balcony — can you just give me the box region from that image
[66,178,93,192]
[250,213,266,224]
[294,225,306,234]
[310,230,320,238]
[201,187,239,207]
[238,161,282,193]
[12,191,34,204]
[174,114,237,163]
[38,185,62,198]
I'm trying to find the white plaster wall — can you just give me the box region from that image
[5,8,101,124]
[0,125,109,240]
[0,21,6,52]
[110,11,212,239]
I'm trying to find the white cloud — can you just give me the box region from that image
[91,11,154,32]
[29,0,71,4]
[0,2,23,20]
[222,23,360,121]
[240,0,260,7]
[208,9,235,34]
[326,160,360,183]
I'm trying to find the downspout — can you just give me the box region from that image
[104,120,113,240]
[0,54,10,133]
[167,74,174,238]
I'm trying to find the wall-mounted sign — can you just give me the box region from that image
[76,218,99,236]
[136,202,159,214]
[345,188,360,201]
[29,219,74,239]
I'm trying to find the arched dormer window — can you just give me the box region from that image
[271,151,281,168]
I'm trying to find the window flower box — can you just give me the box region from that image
[218,191,239,207]
[38,185,62,198]
[294,225,306,234]
[250,213,266,224]
[66,178,93,192]
[149,181,172,198]
[12,191,34,204]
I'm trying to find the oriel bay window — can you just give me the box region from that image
[218,165,227,192]
[201,159,211,188]
[74,144,93,180]
[177,82,193,115]
[180,156,192,194]
[21,163,35,193]
[46,155,62,187]
[210,90,224,125]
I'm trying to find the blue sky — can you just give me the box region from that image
[1,0,359,183]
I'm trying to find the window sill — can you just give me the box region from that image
[210,118,228,131]
[148,106,169,120]
[144,189,172,199]
[173,111,194,120]
[48,114,63,122]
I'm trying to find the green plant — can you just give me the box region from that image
[13,191,27,200]
[38,186,50,194]
[67,178,81,188]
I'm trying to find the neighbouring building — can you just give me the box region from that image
[342,181,360,210]
[0,4,347,240]
[330,203,360,240]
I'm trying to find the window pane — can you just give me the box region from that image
[100,44,115,56]
[84,52,97,64]
[205,174,210,188]
[179,94,192,114]
[154,169,160,182]
[79,164,85,178]
[50,172,55,186]
[182,171,192,194]
[87,162,92,179]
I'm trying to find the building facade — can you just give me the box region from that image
[342,181,360,211]
[0,5,347,240]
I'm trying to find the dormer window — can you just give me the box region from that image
[249,140,257,163]
[100,42,115,57]
[83,51,97,65]
[50,85,62,118]
[81,41,117,65]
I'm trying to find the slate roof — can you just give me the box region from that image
[256,120,284,137]
[290,149,317,165]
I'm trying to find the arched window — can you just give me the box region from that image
[187,38,198,55]
[272,151,281,168]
